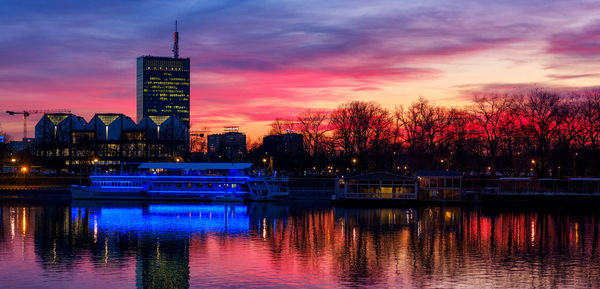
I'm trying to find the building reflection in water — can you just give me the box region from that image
[0,202,600,288]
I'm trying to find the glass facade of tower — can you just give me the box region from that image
[136,56,190,129]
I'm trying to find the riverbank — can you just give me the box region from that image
[5,175,600,204]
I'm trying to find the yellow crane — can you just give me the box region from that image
[6,109,71,140]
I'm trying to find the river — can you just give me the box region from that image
[0,200,598,288]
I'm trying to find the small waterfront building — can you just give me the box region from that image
[415,170,462,201]
[337,172,418,200]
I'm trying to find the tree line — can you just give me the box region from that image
[264,88,600,177]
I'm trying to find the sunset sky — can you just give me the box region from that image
[1,0,600,140]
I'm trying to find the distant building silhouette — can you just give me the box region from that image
[262,133,304,171]
[207,128,246,162]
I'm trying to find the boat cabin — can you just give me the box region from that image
[138,162,251,177]
[89,163,254,198]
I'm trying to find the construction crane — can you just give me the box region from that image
[6,109,71,140]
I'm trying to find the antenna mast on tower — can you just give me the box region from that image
[172,20,179,58]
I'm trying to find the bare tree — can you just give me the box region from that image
[297,110,329,157]
[190,127,210,153]
[269,118,296,135]
[330,101,392,170]
[395,97,448,169]
[514,89,564,176]
[576,90,600,175]
[470,93,510,173]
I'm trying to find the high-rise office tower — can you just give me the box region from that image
[137,21,190,129]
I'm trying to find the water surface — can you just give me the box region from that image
[0,200,599,288]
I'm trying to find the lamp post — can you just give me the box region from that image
[352,158,357,171]
[441,159,449,171]
[574,153,578,177]
[93,158,99,175]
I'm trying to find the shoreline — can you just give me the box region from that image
[4,184,600,204]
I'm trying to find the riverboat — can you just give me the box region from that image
[71,163,288,201]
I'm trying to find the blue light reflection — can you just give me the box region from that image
[72,204,250,234]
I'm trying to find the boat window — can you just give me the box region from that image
[208,183,213,188]
[176,183,182,188]
[187,183,192,188]
[197,183,203,188]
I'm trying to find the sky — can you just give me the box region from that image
[1,0,600,140]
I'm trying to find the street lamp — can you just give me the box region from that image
[93,158,99,174]
[574,153,578,176]
[11,158,16,163]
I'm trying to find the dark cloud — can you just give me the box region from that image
[2,0,600,137]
